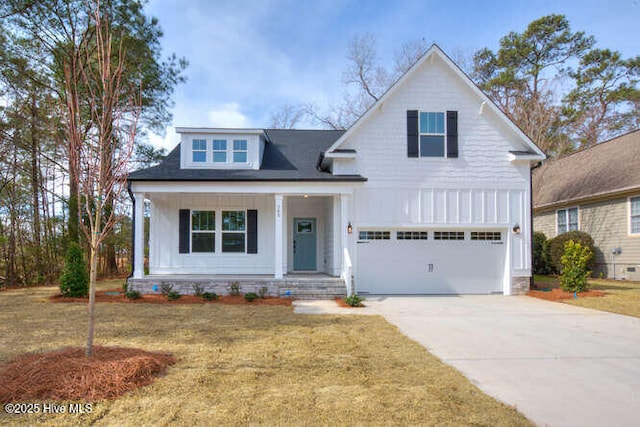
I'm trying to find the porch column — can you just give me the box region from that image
[340,193,350,259]
[274,194,284,278]
[133,192,144,278]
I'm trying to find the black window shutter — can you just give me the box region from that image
[446,110,458,158]
[179,209,190,253]
[247,209,258,254]
[407,110,419,158]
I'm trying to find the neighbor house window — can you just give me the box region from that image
[233,140,248,163]
[222,211,245,252]
[631,196,640,234]
[557,207,578,234]
[213,139,227,163]
[191,210,215,252]
[192,139,207,163]
[420,112,445,157]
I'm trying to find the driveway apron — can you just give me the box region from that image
[296,295,640,426]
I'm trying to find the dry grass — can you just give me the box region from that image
[565,279,640,318]
[0,279,531,426]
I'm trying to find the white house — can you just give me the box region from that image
[127,45,545,297]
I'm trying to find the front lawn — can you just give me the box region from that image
[532,276,640,318]
[0,280,531,426]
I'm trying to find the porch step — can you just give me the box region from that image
[128,276,347,300]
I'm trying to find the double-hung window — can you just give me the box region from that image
[222,211,246,252]
[213,139,227,163]
[631,196,640,234]
[557,207,578,234]
[419,112,445,157]
[192,139,207,163]
[191,211,215,252]
[233,140,248,163]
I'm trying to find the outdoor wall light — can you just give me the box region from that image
[347,222,353,234]
[512,224,521,235]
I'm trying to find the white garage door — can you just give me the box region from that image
[356,229,506,294]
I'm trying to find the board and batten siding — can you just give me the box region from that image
[533,194,640,281]
[149,194,275,275]
[333,55,534,278]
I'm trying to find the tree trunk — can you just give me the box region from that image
[86,241,98,358]
[30,92,43,281]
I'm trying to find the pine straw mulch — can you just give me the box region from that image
[0,346,175,403]
[527,288,605,301]
[49,289,293,306]
[333,297,365,308]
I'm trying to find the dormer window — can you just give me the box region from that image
[213,139,227,163]
[178,128,265,170]
[192,139,207,162]
[233,140,248,163]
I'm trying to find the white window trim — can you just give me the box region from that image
[556,207,579,235]
[232,139,249,164]
[418,111,447,158]
[191,139,208,163]
[629,196,640,236]
[190,210,216,253]
[221,210,247,253]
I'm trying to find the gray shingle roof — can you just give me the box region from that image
[128,129,367,182]
[533,130,640,209]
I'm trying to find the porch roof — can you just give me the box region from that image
[129,129,367,183]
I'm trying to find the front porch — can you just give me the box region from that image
[128,184,356,298]
[128,273,347,299]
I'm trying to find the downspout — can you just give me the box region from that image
[127,180,135,282]
[530,161,543,289]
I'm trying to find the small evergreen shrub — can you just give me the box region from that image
[167,290,181,301]
[532,232,550,275]
[244,292,258,302]
[59,243,89,297]
[560,240,593,293]
[202,292,218,301]
[229,282,241,296]
[548,231,594,274]
[344,294,365,307]
[125,290,141,300]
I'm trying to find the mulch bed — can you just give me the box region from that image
[0,346,175,403]
[49,289,293,306]
[527,288,605,301]
[334,297,365,308]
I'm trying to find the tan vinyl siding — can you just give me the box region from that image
[580,196,640,280]
[533,210,557,239]
[535,194,640,280]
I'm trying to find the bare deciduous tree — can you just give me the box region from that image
[63,0,140,357]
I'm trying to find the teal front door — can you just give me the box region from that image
[293,218,316,271]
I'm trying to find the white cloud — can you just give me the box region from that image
[207,103,249,128]
[147,127,179,151]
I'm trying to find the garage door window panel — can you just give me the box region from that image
[434,231,465,240]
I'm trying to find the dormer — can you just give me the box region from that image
[177,127,267,170]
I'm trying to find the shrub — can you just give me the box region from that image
[59,243,89,298]
[244,292,258,302]
[560,240,593,292]
[344,294,365,307]
[532,232,550,275]
[548,231,594,274]
[160,283,173,296]
[202,292,218,301]
[192,283,204,297]
[125,290,141,300]
[229,282,241,296]
[258,286,269,299]
[167,290,181,301]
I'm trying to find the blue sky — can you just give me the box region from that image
[145,0,640,149]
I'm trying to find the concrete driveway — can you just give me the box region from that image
[295,295,640,427]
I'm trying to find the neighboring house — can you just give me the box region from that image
[127,45,545,297]
[533,130,640,281]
